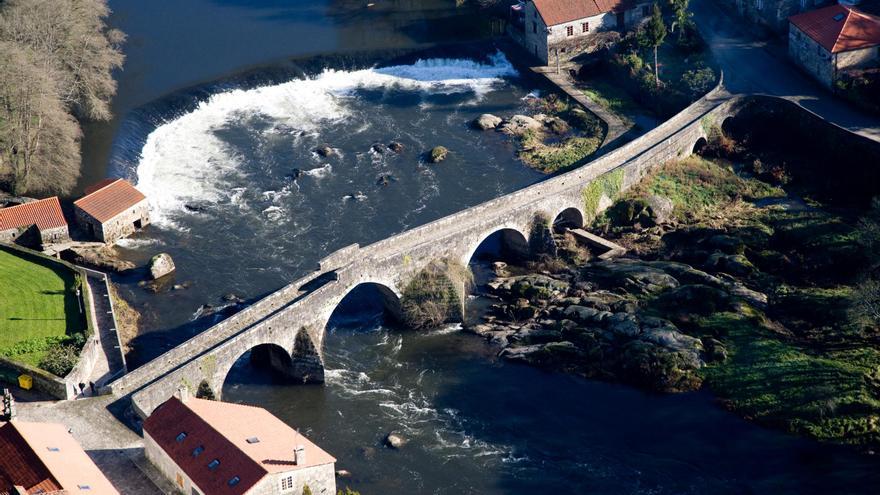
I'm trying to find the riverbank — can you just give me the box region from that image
[465,145,880,449]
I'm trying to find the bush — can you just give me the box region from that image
[681,66,716,98]
[401,260,473,329]
[38,343,79,377]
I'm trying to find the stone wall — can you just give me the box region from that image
[144,430,198,494]
[122,86,732,418]
[789,24,834,87]
[76,198,150,244]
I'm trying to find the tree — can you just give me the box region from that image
[0,42,81,194]
[669,0,692,42]
[0,0,126,121]
[642,4,667,87]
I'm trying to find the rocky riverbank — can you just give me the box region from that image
[465,151,880,449]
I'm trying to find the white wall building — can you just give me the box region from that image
[144,392,336,495]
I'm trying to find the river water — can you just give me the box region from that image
[95,1,880,493]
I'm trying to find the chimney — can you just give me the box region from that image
[175,386,190,403]
[294,445,306,465]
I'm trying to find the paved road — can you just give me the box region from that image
[691,0,880,142]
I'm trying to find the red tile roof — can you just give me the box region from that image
[790,4,880,53]
[0,421,119,495]
[532,0,631,26]
[74,179,146,224]
[0,197,67,233]
[144,397,335,495]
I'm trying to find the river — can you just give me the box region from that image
[93,1,880,493]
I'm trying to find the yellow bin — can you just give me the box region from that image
[18,374,32,390]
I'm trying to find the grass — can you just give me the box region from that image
[579,79,640,122]
[633,156,783,220]
[0,246,85,367]
[519,133,601,174]
[699,312,880,445]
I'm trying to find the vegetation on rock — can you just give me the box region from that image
[515,95,604,173]
[401,259,473,329]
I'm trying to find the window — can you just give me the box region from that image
[532,21,537,34]
[192,446,205,457]
[77,486,91,491]
[175,432,187,442]
[246,437,260,444]
[176,474,184,487]
[281,476,294,491]
[46,447,60,452]
[228,477,241,487]
[207,459,220,470]
[582,22,589,33]
[566,25,574,36]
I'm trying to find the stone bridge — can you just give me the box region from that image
[109,85,743,418]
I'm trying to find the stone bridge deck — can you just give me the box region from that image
[110,85,743,417]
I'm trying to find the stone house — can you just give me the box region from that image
[0,420,120,494]
[789,4,880,87]
[74,178,150,244]
[730,0,831,32]
[513,0,652,65]
[0,197,69,248]
[144,392,337,495]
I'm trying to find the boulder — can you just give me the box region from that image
[149,253,176,280]
[647,194,674,225]
[543,116,570,134]
[336,470,352,478]
[499,115,542,136]
[705,253,755,276]
[388,141,405,153]
[314,144,334,157]
[428,146,448,163]
[384,432,408,449]
[371,143,387,154]
[705,234,746,255]
[472,114,502,130]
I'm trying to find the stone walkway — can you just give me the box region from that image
[84,271,127,388]
[531,65,633,148]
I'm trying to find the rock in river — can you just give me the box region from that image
[472,113,502,130]
[384,432,407,449]
[499,115,542,136]
[149,253,176,280]
[428,146,448,163]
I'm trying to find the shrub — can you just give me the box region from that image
[196,380,216,400]
[401,260,473,329]
[38,343,79,377]
[681,66,716,98]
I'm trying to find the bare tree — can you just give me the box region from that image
[0,0,125,121]
[0,42,80,195]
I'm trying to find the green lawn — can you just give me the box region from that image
[0,247,85,367]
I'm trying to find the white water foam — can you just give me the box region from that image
[135,51,518,227]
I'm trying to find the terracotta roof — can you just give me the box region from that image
[0,421,119,495]
[83,178,118,196]
[144,397,335,495]
[74,179,146,224]
[0,197,67,233]
[790,4,880,53]
[532,0,631,26]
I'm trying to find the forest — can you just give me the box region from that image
[0,0,124,196]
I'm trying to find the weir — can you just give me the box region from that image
[108,83,747,417]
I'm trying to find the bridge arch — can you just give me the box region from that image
[327,281,403,332]
[692,136,708,155]
[218,342,295,400]
[552,207,585,234]
[463,226,530,267]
